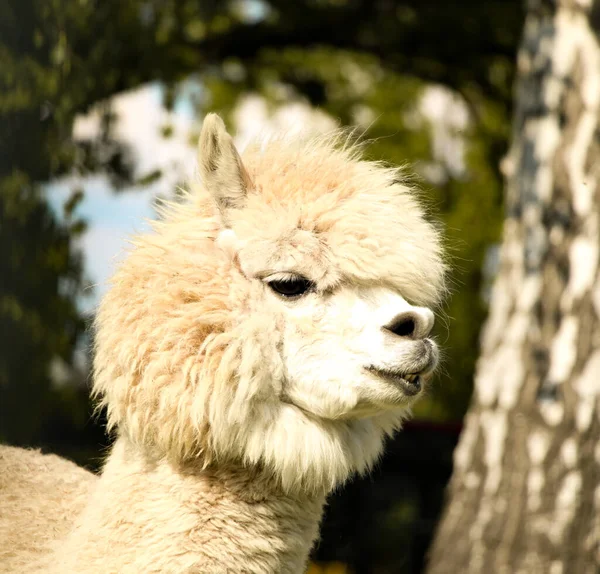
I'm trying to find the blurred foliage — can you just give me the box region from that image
[0,0,135,443]
[307,562,349,574]
[0,174,84,443]
[1,0,524,449]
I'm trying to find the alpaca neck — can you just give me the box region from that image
[57,437,327,574]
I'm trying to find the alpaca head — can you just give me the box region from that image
[93,114,447,493]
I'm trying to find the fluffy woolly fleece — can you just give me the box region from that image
[0,115,446,574]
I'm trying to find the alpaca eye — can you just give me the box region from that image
[267,277,314,298]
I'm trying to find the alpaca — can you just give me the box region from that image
[0,114,446,573]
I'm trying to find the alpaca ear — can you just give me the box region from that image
[198,113,252,224]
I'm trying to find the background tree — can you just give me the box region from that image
[428,0,600,570]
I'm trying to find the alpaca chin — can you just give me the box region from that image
[235,406,408,493]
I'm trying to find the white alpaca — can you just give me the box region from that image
[0,114,446,573]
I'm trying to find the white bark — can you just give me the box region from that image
[428,1,600,571]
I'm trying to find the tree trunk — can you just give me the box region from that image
[427,1,600,572]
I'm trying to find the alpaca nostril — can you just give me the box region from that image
[384,313,417,338]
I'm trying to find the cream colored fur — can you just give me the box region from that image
[0,446,95,572]
[0,114,446,573]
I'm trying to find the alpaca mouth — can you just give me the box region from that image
[365,343,437,397]
[365,366,426,396]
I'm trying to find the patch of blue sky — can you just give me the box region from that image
[45,80,202,312]
[46,176,156,230]
[46,176,157,313]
